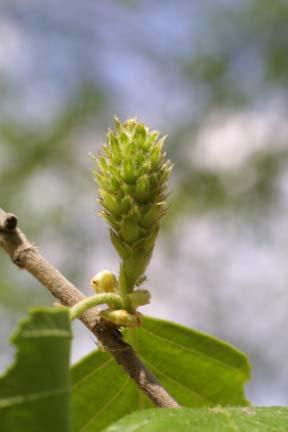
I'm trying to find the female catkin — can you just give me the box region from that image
[93,117,173,295]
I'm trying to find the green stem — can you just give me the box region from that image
[118,265,134,313]
[118,264,129,296]
[69,293,124,321]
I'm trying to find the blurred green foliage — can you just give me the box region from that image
[0,84,107,317]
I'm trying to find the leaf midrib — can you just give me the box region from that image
[0,387,69,409]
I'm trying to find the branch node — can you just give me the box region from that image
[13,246,37,267]
[5,214,18,231]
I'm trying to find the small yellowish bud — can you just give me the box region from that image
[91,270,118,293]
[100,309,142,327]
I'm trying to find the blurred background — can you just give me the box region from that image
[1,0,288,406]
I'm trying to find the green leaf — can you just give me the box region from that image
[133,316,250,407]
[71,351,139,432]
[103,407,288,432]
[71,315,250,431]
[0,307,72,432]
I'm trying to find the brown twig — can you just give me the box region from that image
[0,208,179,408]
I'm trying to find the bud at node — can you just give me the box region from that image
[91,270,118,293]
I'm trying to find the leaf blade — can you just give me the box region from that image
[137,315,250,406]
[103,407,288,432]
[71,351,140,432]
[0,307,72,432]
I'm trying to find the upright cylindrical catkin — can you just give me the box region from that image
[93,117,172,294]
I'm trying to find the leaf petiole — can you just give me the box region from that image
[69,293,124,320]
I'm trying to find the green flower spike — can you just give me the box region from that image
[94,117,173,297]
[70,117,172,327]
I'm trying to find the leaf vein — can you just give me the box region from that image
[21,329,71,338]
[141,356,212,404]
[72,355,113,389]
[0,387,69,409]
[142,327,244,375]
[78,377,130,432]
